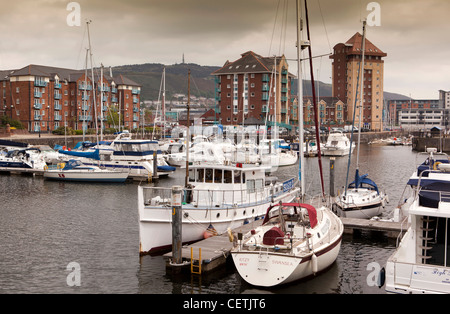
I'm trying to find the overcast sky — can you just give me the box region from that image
[0,0,448,99]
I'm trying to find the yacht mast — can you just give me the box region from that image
[86,20,99,146]
[296,0,305,198]
[356,21,367,172]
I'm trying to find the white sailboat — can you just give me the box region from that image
[333,21,388,219]
[230,0,343,287]
[44,159,129,183]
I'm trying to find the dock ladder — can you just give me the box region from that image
[191,247,202,275]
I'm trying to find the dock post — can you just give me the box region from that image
[171,185,183,274]
[152,151,159,181]
[330,157,335,197]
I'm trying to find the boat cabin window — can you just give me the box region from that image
[255,179,263,190]
[224,170,232,183]
[234,170,243,184]
[247,179,255,192]
[205,168,213,183]
[189,169,195,182]
[214,169,223,183]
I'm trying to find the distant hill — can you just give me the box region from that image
[111,63,220,101]
[111,62,409,102]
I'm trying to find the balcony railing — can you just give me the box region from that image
[54,93,62,100]
[34,91,42,98]
[54,83,61,89]
[34,81,47,87]
[33,103,42,110]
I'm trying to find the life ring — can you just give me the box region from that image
[433,161,442,171]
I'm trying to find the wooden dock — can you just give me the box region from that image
[164,217,408,275]
[164,219,264,274]
[341,217,408,238]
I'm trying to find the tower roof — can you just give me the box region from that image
[344,32,387,57]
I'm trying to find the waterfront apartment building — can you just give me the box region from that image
[387,98,450,131]
[330,32,387,131]
[212,51,294,128]
[0,64,141,133]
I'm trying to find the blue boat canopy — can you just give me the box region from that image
[58,148,100,161]
[349,169,379,194]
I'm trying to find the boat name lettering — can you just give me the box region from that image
[272,259,293,266]
[432,269,448,277]
[283,178,294,192]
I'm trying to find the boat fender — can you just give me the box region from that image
[227,228,234,242]
[44,165,48,171]
[311,253,318,274]
[433,162,442,171]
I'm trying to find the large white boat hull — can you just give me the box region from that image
[232,237,342,287]
[44,169,129,182]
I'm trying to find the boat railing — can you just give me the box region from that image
[142,184,293,209]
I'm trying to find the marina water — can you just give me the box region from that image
[0,144,418,294]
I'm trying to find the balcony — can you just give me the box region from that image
[79,115,92,122]
[132,89,140,95]
[78,84,92,91]
[133,115,139,122]
[133,107,139,113]
[111,97,118,103]
[262,85,270,92]
[34,91,42,98]
[262,93,269,101]
[33,103,42,110]
[54,115,62,121]
[111,87,118,93]
[34,115,41,121]
[81,105,89,111]
[54,83,61,89]
[54,104,62,110]
[262,74,270,82]
[34,80,47,87]
[262,105,269,113]
[133,98,139,104]
[81,95,89,101]
[54,93,62,100]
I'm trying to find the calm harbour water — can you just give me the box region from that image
[0,144,420,294]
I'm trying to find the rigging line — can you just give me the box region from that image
[74,23,88,70]
[268,0,282,56]
[317,0,332,53]
[304,0,325,198]
[278,0,289,56]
